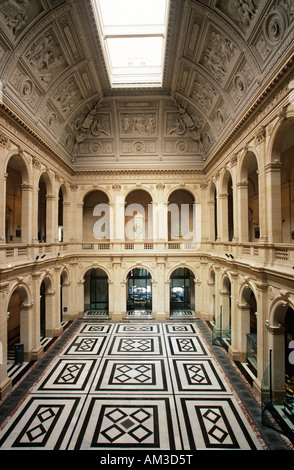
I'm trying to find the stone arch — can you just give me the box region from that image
[238,149,260,242]
[37,171,54,243]
[6,283,31,361]
[125,265,153,314]
[167,188,196,242]
[125,188,153,241]
[5,152,31,244]
[39,274,54,337]
[83,189,110,242]
[207,181,218,241]
[83,266,109,312]
[169,265,196,315]
[220,169,234,241]
[266,115,294,243]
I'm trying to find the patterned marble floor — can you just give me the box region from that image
[0,321,283,451]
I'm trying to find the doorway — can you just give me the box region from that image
[170,268,194,316]
[127,268,152,315]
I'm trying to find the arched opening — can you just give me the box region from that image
[247,154,259,242]
[127,268,152,315]
[170,267,195,316]
[209,269,216,321]
[40,280,46,337]
[5,156,23,243]
[83,190,110,242]
[242,286,258,376]
[168,189,194,241]
[58,187,64,242]
[270,119,294,243]
[227,175,234,242]
[221,276,231,346]
[60,270,69,322]
[38,175,47,243]
[125,190,153,241]
[7,290,21,358]
[84,268,109,314]
[214,186,218,241]
[7,286,29,364]
[280,129,294,243]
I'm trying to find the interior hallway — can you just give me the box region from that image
[0,318,291,451]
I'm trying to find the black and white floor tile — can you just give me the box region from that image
[0,321,267,450]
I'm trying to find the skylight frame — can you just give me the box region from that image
[92,0,170,88]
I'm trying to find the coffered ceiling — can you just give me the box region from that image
[0,0,293,169]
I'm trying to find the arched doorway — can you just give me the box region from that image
[58,187,64,242]
[270,119,294,243]
[168,189,195,242]
[220,276,231,346]
[125,190,153,242]
[83,190,110,242]
[60,270,69,322]
[170,267,195,316]
[38,175,47,243]
[127,268,152,315]
[7,286,30,363]
[246,153,259,242]
[239,152,259,242]
[84,268,109,313]
[40,280,46,337]
[5,156,23,243]
[7,290,21,359]
[242,286,258,376]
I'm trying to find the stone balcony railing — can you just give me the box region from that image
[0,240,294,274]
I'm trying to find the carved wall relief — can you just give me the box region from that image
[24,28,68,88]
[120,113,157,136]
[200,29,236,85]
[0,0,45,39]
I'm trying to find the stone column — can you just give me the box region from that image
[207,199,216,242]
[266,323,286,401]
[21,183,33,243]
[219,192,228,241]
[46,193,55,244]
[235,301,251,362]
[237,180,249,242]
[265,162,282,244]
[228,272,239,360]
[31,272,44,361]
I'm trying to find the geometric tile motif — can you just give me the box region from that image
[106,336,164,356]
[164,324,198,334]
[72,397,180,450]
[178,397,263,450]
[36,359,98,393]
[166,336,207,356]
[170,358,228,393]
[62,336,107,356]
[79,324,113,334]
[115,324,162,334]
[96,405,156,446]
[0,397,83,450]
[93,359,170,393]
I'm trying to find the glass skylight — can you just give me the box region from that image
[92,0,169,88]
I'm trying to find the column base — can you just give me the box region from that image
[155,311,168,321]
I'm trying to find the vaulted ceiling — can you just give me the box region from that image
[0,0,293,169]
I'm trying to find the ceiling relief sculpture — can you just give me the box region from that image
[0,0,293,169]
